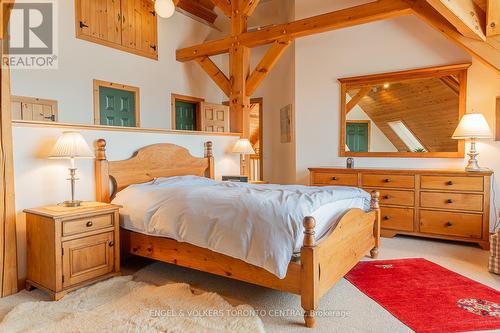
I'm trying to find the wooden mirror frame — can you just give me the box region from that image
[339,63,470,158]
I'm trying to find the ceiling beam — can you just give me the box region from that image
[346,87,372,113]
[424,0,486,40]
[413,0,500,74]
[209,0,232,17]
[241,0,260,17]
[176,0,414,62]
[486,0,500,36]
[195,57,231,97]
[246,39,291,96]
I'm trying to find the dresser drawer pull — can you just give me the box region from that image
[445,221,453,227]
[331,177,338,181]
[108,241,115,247]
[446,199,454,204]
[383,195,391,200]
[86,221,93,227]
[447,181,454,186]
[384,178,391,183]
[384,216,391,220]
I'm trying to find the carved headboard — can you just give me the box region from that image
[95,139,215,203]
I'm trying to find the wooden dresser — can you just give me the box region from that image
[309,168,493,250]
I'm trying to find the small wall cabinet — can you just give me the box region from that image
[75,0,158,60]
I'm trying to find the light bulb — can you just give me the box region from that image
[155,0,175,18]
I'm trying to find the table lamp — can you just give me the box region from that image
[232,138,255,176]
[49,132,94,207]
[452,113,493,172]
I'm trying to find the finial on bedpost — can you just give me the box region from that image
[96,139,107,160]
[370,191,381,259]
[303,216,316,247]
[370,190,380,210]
[204,141,213,158]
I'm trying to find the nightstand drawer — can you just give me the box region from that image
[312,172,358,186]
[419,210,482,239]
[420,192,483,212]
[62,232,115,288]
[420,176,484,192]
[63,214,113,236]
[362,174,414,189]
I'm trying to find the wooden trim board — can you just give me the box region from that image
[93,79,141,127]
[496,96,500,141]
[12,120,241,137]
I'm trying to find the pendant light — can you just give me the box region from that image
[155,0,175,18]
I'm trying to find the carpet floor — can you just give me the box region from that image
[0,235,498,333]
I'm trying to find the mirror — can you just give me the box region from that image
[339,64,469,158]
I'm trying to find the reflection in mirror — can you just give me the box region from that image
[340,64,468,158]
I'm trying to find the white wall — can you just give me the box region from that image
[10,1,224,128]
[293,1,500,227]
[13,123,240,280]
[346,106,398,152]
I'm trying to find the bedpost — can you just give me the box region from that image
[95,139,111,203]
[204,141,215,179]
[370,191,381,258]
[301,216,319,328]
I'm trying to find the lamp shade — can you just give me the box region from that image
[452,114,493,139]
[48,132,94,159]
[232,139,256,155]
[155,0,175,18]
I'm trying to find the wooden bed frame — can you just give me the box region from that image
[94,139,380,328]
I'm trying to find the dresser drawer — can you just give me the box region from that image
[420,176,484,192]
[311,172,358,186]
[63,214,113,236]
[369,189,414,206]
[419,210,482,239]
[380,207,414,231]
[420,192,483,212]
[362,174,414,189]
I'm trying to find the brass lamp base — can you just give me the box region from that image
[59,200,83,208]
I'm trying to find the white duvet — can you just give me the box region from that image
[112,176,371,279]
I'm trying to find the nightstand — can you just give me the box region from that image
[24,202,121,300]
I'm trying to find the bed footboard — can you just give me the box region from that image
[300,191,380,328]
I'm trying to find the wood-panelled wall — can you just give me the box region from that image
[0,0,19,297]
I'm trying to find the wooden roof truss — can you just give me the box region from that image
[175,0,500,136]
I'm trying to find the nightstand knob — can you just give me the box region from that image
[331,177,338,181]
[384,216,391,220]
[445,221,453,227]
[447,199,453,204]
[383,195,391,200]
[384,178,391,183]
[447,181,453,186]
[86,221,93,227]
[108,241,114,247]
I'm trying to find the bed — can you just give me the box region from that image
[94,139,380,328]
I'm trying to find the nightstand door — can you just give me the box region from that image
[62,232,115,288]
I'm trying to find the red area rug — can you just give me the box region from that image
[345,258,500,333]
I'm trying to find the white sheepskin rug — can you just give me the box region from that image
[0,276,266,333]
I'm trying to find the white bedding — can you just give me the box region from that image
[112,176,371,279]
